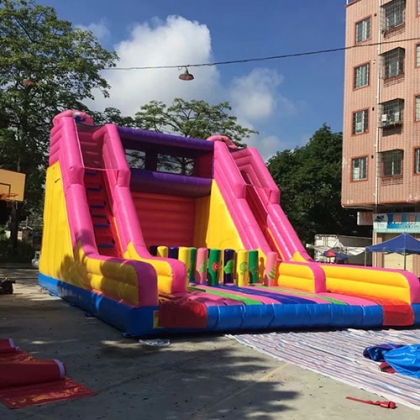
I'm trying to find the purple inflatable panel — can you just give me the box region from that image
[130,169,212,198]
[118,127,214,154]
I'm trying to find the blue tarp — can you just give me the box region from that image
[365,232,420,255]
[322,250,348,260]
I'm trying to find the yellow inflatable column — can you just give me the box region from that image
[236,250,249,286]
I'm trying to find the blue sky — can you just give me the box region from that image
[40,0,347,159]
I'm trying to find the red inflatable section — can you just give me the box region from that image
[0,338,95,409]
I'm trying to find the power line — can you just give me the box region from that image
[102,37,420,71]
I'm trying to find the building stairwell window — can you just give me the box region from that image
[351,157,367,181]
[417,44,420,67]
[354,63,369,88]
[352,109,368,134]
[355,17,371,43]
[414,148,420,174]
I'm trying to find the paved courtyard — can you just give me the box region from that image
[0,268,418,419]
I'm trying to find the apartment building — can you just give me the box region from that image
[342,0,420,272]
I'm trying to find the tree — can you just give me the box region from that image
[267,124,371,245]
[93,107,136,128]
[131,98,257,174]
[0,0,117,245]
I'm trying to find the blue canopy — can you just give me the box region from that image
[365,232,420,255]
[322,249,348,260]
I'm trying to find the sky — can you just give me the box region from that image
[40,0,347,160]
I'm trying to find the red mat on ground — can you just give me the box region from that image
[0,338,95,409]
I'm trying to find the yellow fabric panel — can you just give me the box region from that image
[323,265,411,303]
[124,243,173,294]
[39,162,140,306]
[291,251,307,263]
[39,163,74,282]
[194,181,244,250]
[278,262,317,293]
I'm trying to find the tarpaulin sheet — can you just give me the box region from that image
[0,338,95,409]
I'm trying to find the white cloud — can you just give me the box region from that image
[90,15,221,115]
[229,68,292,122]
[83,15,297,158]
[77,19,110,40]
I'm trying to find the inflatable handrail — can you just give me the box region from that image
[52,114,159,306]
[98,124,189,294]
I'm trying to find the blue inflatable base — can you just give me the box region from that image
[38,274,420,337]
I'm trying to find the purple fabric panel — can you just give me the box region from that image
[130,169,212,198]
[117,127,214,152]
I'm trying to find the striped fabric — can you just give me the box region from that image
[229,328,420,410]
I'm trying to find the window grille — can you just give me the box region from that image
[381,48,405,79]
[379,98,404,127]
[382,0,406,32]
[380,150,403,177]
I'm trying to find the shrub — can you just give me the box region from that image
[0,238,35,263]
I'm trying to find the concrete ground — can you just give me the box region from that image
[0,268,418,420]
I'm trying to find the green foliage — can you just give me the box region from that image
[97,98,257,175]
[134,98,257,147]
[93,107,136,127]
[0,238,34,263]
[0,0,118,241]
[267,124,371,245]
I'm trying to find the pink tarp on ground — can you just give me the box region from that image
[0,338,95,409]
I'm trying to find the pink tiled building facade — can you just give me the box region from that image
[343,0,420,272]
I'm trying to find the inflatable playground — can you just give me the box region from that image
[39,110,420,337]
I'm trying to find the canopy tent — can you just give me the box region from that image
[306,244,366,256]
[365,232,420,270]
[322,249,348,261]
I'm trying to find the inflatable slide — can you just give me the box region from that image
[39,110,420,336]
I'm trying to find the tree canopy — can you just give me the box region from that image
[267,124,371,245]
[97,98,257,174]
[0,0,117,243]
[133,98,256,148]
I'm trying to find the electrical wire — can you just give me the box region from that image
[102,37,420,71]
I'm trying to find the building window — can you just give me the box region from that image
[418,0,420,15]
[380,99,404,127]
[416,95,420,122]
[417,44,420,67]
[355,17,371,43]
[382,0,406,31]
[381,150,403,177]
[352,110,368,134]
[382,48,405,79]
[415,148,420,174]
[352,157,367,181]
[354,63,369,88]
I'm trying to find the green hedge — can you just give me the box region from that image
[0,239,35,263]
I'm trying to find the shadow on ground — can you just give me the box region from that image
[0,271,298,420]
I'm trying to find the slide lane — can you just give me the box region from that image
[191,285,380,307]
[226,144,420,306]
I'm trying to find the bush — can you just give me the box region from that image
[0,238,35,263]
